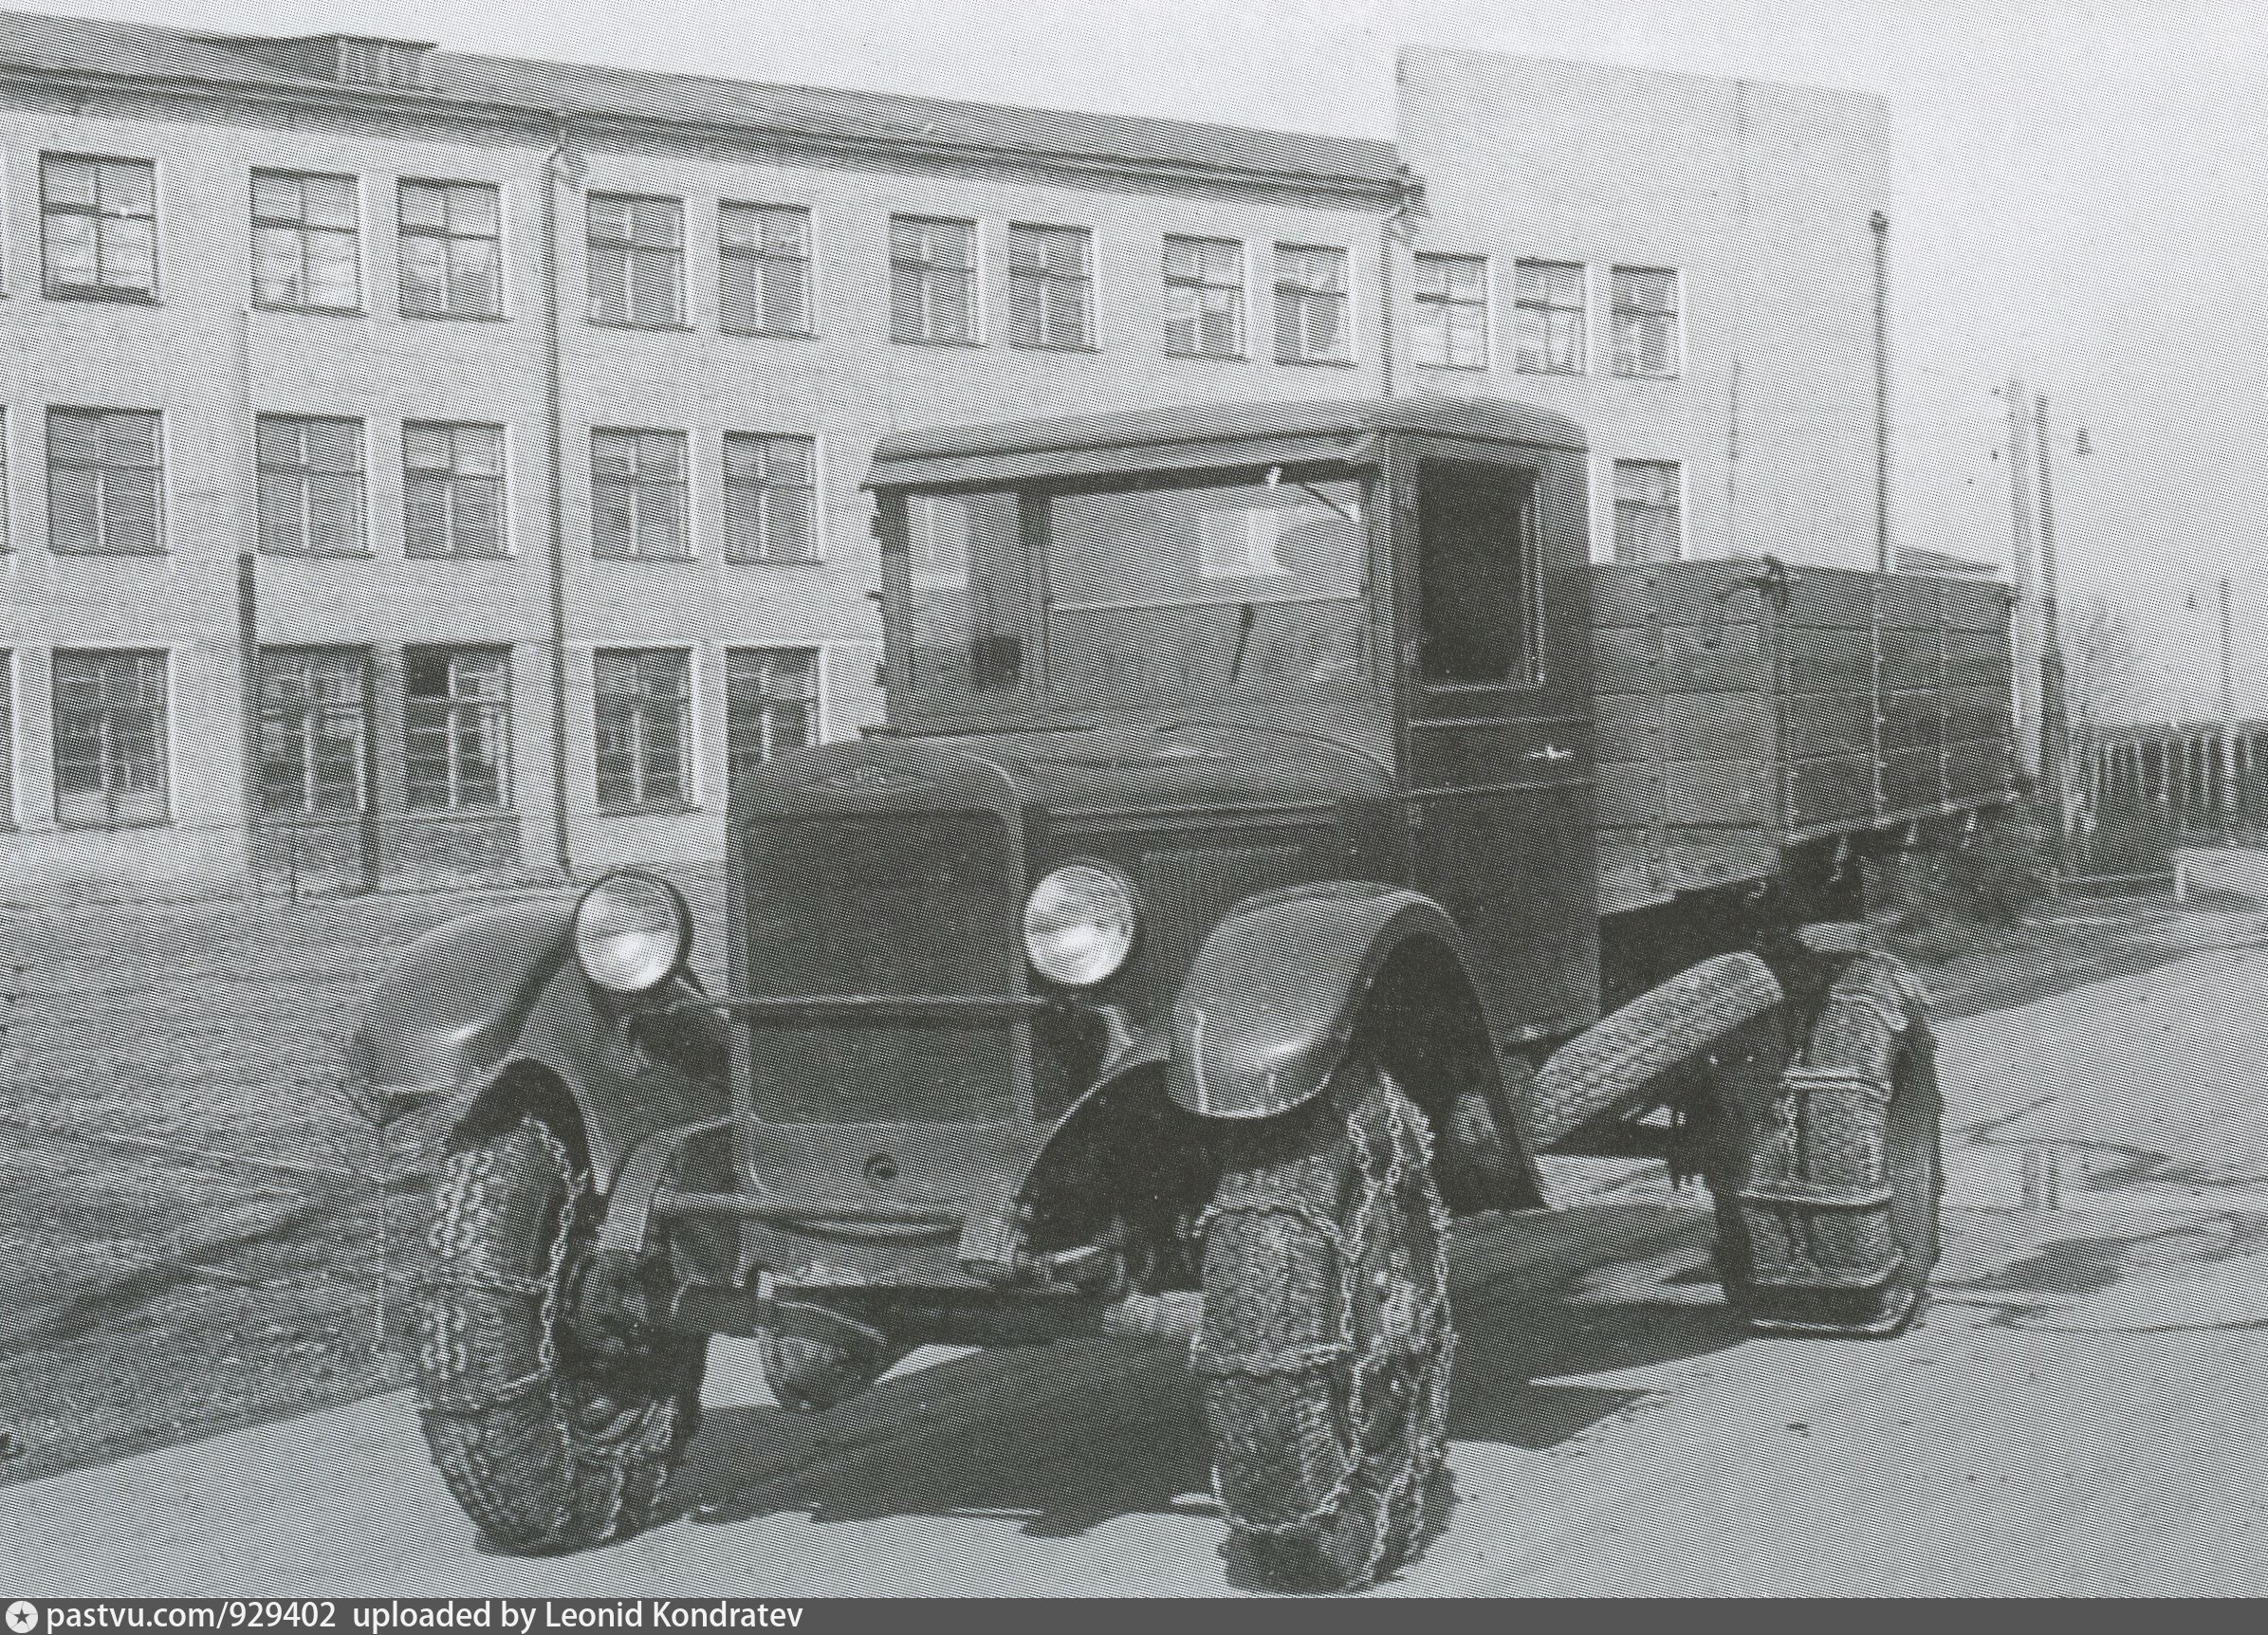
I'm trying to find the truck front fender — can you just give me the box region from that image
[1169,881,1545,1209]
[349,903,577,1101]
[349,902,729,1188]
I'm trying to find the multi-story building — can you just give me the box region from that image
[0,11,1889,889]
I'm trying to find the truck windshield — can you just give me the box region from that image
[897,471,1368,719]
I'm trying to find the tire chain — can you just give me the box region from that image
[415,1115,679,1549]
[1192,1079,1454,1587]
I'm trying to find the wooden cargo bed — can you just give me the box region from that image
[1591,559,2017,918]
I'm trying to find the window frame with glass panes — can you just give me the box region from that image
[588,193,686,328]
[250,169,360,312]
[890,215,979,345]
[720,202,813,337]
[47,407,162,556]
[52,649,169,829]
[1412,252,1488,371]
[1273,243,1352,365]
[1514,259,1587,376]
[1007,223,1094,350]
[594,648,693,812]
[256,648,371,817]
[256,415,368,558]
[724,433,818,564]
[591,429,691,560]
[41,154,157,302]
[405,647,511,812]
[1611,458,1683,563]
[726,647,820,781]
[398,179,503,321]
[404,422,507,560]
[1611,266,1682,379]
[1164,234,1245,358]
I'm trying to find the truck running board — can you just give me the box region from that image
[1527,951,1785,1148]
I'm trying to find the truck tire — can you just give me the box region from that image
[1196,1058,1452,1590]
[1707,953,1942,1337]
[415,1113,707,1552]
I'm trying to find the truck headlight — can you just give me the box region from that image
[574,870,691,994]
[1023,863,1137,987]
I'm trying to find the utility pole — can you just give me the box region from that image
[2219,575,2236,836]
[2035,393,2070,861]
[2006,378,2039,781]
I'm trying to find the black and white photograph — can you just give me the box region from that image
[1,0,2264,1605]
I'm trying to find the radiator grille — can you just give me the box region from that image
[739,811,1019,1124]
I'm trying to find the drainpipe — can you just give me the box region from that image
[543,121,581,882]
[1871,209,1891,574]
[234,306,258,883]
[1378,167,1423,398]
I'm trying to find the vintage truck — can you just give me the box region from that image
[357,398,2014,1589]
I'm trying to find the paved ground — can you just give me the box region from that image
[8,923,2268,1595]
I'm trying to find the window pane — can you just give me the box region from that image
[449,239,501,314]
[760,259,807,333]
[251,172,301,221]
[398,182,446,230]
[450,184,499,238]
[102,161,154,216]
[43,156,98,207]
[101,220,156,290]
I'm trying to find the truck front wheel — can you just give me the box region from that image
[1196,1059,1452,1590]
[1707,953,1943,1337]
[414,1112,707,1552]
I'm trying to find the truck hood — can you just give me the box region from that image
[738,722,1393,818]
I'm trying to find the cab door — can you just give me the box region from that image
[1397,437,1598,1042]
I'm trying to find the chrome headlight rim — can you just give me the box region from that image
[1023,859,1140,989]
[572,868,692,996]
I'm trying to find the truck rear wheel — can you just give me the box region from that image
[415,1112,707,1552]
[1196,1059,1452,1591]
[1707,953,1942,1337]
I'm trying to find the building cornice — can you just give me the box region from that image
[0,59,1403,204]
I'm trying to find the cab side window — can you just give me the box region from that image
[1415,460,1540,689]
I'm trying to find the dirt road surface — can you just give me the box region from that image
[8,928,2268,1596]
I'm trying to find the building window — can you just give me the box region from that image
[1275,244,1350,364]
[1008,224,1093,349]
[1613,460,1683,563]
[257,649,369,816]
[406,647,510,811]
[1612,266,1681,378]
[726,648,819,781]
[405,422,507,559]
[588,193,684,327]
[251,170,360,311]
[1413,253,1487,370]
[0,652,12,828]
[595,649,692,811]
[720,203,811,336]
[52,649,168,828]
[592,430,690,560]
[257,415,367,557]
[48,408,162,556]
[41,155,157,301]
[399,179,502,320]
[1165,235,1243,358]
[890,216,978,344]
[724,433,817,564]
[1515,260,1586,376]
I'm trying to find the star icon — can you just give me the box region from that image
[6,1602,38,1634]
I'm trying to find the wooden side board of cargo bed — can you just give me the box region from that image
[1591,558,2019,918]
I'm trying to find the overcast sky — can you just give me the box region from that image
[38,0,2268,713]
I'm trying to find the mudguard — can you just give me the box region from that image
[346,903,729,1187]
[1169,881,1546,1207]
